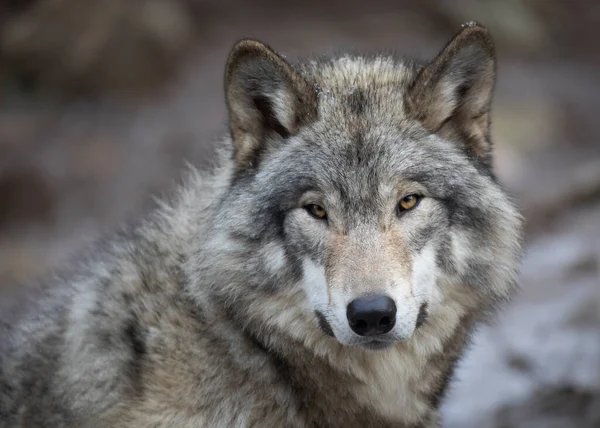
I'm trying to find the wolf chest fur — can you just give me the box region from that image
[0,23,523,428]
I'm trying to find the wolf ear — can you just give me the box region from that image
[224,39,317,169]
[406,23,496,163]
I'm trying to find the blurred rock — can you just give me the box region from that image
[0,108,48,151]
[0,0,201,96]
[435,0,549,55]
[493,386,600,428]
[0,168,55,228]
[493,98,563,154]
[528,0,600,65]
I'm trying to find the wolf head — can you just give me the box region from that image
[202,24,522,351]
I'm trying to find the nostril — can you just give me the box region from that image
[379,316,392,327]
[353,319,368,329]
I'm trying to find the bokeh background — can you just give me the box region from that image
[1,1,599,426]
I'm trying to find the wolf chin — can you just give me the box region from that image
[0,23,523,427]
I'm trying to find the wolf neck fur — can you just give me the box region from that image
[189,256,478,425]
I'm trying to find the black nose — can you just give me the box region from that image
[346,295,396,336]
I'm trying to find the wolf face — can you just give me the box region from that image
[216,25,522,351]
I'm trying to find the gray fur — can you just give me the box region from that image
[0,24,523,428]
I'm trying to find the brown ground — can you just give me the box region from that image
[1,1,599,426]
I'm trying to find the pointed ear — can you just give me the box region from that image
[405,23,496,163]
[224,39,317,169]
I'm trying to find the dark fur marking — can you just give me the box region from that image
[350,127,366,166]
[90,301,110,319]
[436,240,457,275]
[232,208,285,243]
[347,88,367,115]
[412,225,436,254]
[221,298,274,357]
[0,379,14,419]
[139,271,153,292]
[354,132,364,165]
[463,260,492,291]
[229,166,259,190]
[121,292,133,305]
[262,344,311,414]
[242,325,271,355]
[98,330,115,348]
[314,311,335,337]
[125,318,146,359]
[235,325,310,415]
[426,313,477,410]
[443,197,489,231]
[415,303,428,329]
[11,328,73,425]
[99,277,112,289]
[171,261,190,294]
[124,316,146,394]
[428,363,456,410]
[253,95,291,139]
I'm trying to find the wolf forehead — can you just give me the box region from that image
[299,56,418,122]
[257,58,475,199]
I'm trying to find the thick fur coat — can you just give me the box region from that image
[0,24,523,427]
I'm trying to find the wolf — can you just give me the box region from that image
[0,23,523,427]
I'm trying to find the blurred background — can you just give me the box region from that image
[0,1,598,426]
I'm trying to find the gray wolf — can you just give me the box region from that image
[0,23,523,427]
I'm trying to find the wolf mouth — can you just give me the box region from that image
[359,340,394,351]
[315,310,399,350]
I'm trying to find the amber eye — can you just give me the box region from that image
[305,204,327,220]
[398,194,421,212]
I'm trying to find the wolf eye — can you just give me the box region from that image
[305,204,327,220]
[397,194,421,213]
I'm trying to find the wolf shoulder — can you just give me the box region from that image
[0,217,286,427]
[0,221,179,426]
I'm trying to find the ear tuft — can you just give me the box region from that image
[224,39,317,169]
[406,24,496,164]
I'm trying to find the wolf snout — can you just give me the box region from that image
[346,295,396,336]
